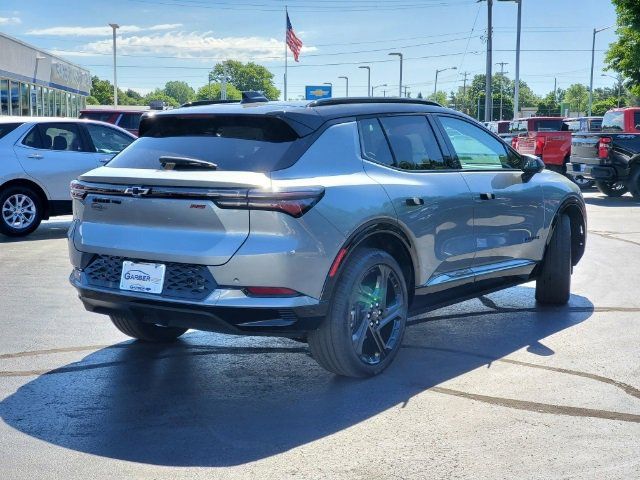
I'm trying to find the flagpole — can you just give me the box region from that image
[284,6,288,101]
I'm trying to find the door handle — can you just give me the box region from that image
[405,197,424,206]
[479,193,496,200]
[27,154,43,159]
[98,158,111,165]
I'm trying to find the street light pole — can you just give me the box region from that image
[589,24,614,116]
[359,66,371,97]
[338,76,349,97]
[372,83,387,96]
[389,52,403,97]
[434,66,457,96]
[484,0,493,122]
[109,23,120,106]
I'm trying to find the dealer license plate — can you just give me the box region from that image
[119,261,166,294]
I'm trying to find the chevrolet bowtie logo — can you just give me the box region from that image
[124,186,151,197]
[310,89,327,97]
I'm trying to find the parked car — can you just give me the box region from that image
[510,117,572,174]
[68,97,586,377]
[564,116,603,188]
[566,107,640,197]
[79,108,148,136]
[0,117,136,236]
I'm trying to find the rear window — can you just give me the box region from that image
[589,119,602,132]
[602,111,624,132]
[80,111,114,123]
[0,123,22,139]
[118,113,142,131]
[532,119,564,131]
[107,115,299,172]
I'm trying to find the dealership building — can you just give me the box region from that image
[0,32,90,117]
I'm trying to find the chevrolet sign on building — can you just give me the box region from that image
[305,85,332,100]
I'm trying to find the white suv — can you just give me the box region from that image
[0,117,135,236]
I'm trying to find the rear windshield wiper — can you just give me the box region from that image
[159,156,218,171]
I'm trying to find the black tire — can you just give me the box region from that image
[535,214,572,305]
[572,176,594,190]
[595,180,627,197]
[0,185,43,237]
[308,248,409,377]
[110,313,187,342]
[628,167,640,200]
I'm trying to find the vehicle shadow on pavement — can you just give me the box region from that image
[0,219,71,243]
[0,287,594,467]
[583,195,640,208]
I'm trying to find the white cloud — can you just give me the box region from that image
[55,31,317,61]
[26,23,182,36]
[0,16,21,25]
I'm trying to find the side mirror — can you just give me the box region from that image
[521,154,545,180]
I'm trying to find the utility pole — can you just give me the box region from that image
[108,23,119,106]
[389,52,403,97]
[496,61,508,120]
[460,71,470,114]
[484,0,493,122]
[553,77,557,102]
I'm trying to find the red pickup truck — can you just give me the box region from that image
[79,108,148,137]
[510,117,572,173]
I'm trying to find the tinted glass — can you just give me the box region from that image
[118,113,142,131]
[10,81,19,115]
[532,119,564,131]
[40,124,84,151]
[602,111,624,131]
[108,115,299,172]
[0,123,22,139]
[379,116,447,171]
[358,118,394,166]
[439,116,521,170]
[80,111,114,123]
[85,123,134,154]
[589,119,602,131]
[22,127,42,148]
[634,112,640,131]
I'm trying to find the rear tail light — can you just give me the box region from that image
[70,180,88,200]
[215,187,324,217]
[245,286,300,297]
[598,136,612,159]
[534,136,546,155]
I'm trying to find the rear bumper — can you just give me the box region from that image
[71,275,328,336]
[566,162,629,182]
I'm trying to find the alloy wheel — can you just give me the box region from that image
[2,194,37,230]
[348,264,406,365]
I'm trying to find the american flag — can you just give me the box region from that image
[286,13,303,62]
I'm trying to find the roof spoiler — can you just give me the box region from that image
[241,91,269,103]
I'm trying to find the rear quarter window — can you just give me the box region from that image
[0,123,22,139]
[602,111,624,132]
[107,115,300,172]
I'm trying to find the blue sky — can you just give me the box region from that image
[0,0,620,101]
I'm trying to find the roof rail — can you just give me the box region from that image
[307,97,442,108]
[180,99,239,108]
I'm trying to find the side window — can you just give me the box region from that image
[358,118,394,166]
[439,116,522,170]
[634,112,640,131]
[22,126,43,149]
[85,124,134,154]
[38,124,84,152]
[118,113,142,131]
[378,115,448,171]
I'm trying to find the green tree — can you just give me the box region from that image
[605,0,640,97]
[210,60,280,100]
[163,81,195,105]
[562,84,589,113]
[592,98,619,116]
[124,89,144,103]
[195,83,242,101]
[90,76,114,105]
[429,91,448,105]
[536,91,560,116]
[144,89,179,108]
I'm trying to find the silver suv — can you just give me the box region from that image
[68,98,586,377]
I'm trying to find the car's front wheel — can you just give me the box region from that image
[308,249,408,377]
[535,214,572,305]
[110,313,187,342]
[595,180,627,197]
[0,186,43,237]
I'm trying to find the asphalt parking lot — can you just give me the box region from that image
[0,190,638,480]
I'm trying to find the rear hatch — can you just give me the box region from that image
[71,114,300,265]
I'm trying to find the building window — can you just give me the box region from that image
[10,81,20,115]
[36,87,43,116]
[21,83,29,116]
[1,79,8,115]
